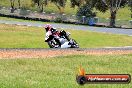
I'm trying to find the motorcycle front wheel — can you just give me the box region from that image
[70,39,79,48]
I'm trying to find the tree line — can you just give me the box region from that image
[8,0,132,27]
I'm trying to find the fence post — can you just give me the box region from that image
[82,16,86,24]
[2,7,6,14]
[62,14,66,21]
[94,17,99,23]
[51,13,55,22]
[130,20,132,25]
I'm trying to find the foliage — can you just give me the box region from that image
[50,0,67,7]
[76,4,96,18]
[50,0,67,13]
[70,0,85,7]
[55,17,63,23]
[76,4,96,24]
[85,0,129,27]
[32,0,48,12]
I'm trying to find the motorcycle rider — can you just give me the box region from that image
[44,24,70,47]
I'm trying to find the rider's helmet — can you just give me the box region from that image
[44,24,52,32]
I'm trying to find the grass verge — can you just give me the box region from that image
[1,24,132,48]
[0,54,131,88]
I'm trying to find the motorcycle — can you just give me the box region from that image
[45,30,79,48]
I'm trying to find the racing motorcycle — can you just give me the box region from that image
[45,30,79,48]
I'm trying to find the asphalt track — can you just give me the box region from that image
[0,20,132,36]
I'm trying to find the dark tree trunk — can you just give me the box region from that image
[37,1,40,8]
[11,8,15,13]
[40,4,44,12]
[110,11,117,27]
[11,5,15,13]
[10,1,15,13]
[18,0,21,9]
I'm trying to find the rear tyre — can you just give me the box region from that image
[47,41,54,48]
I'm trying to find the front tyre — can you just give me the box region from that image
[70,39,79,48]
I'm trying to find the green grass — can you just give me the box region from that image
[0,54,131,88]
[0,24,132,48]
[0,17,52,24]
[0,24,48,48]
[0,17,41,22]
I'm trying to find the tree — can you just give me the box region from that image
[10,0,16,13]
[70,0,129,27]
[32,0,67,13]
[85,0,128,27]
[32,0,48,12]
[77,4,96,24]
[18,0,21,9]
[77,4,96,17]
[107,0,128,27]
[128,0,132,17]
[39,0,48,12]
[50,0,67,14]
[70,0,86,8]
